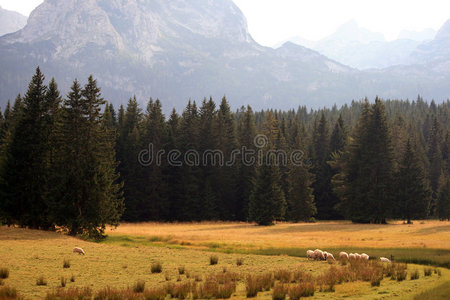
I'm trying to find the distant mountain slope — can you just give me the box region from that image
[0,0,449,113]
[0,6,27,37]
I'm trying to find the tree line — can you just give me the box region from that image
[0,68,449,236]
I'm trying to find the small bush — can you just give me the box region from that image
[411,269,420,280]
[371,273,383,286]
[0,286,18,299]
[36,276,47,286]
[63,259,70,269]
[424,268,432,276]
[60,277,67,287]
[210,255,219,265]
[245,275,259,298]
[178,266,185,275]
[0,268,9,279]
[151,262,162,274]
[70,274,75,282]
[288,282,315,300]
[143,287,167,300]
[133,280,145,293]
[274,269,291,283]
[236,258,244,266]
[272,283,287,300]
[46,287,92,300]
[167,282,190,299]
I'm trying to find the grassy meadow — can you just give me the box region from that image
[0,220,449,299]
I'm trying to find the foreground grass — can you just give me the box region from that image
[1,222,450,299]
[413,280,450,299]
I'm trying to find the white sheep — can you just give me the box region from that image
[380,257,391,263]
[361,253,369,261]
[339,251,349,260]
[313,249,324,261]
[326,253,336,261]
[354,253,361,260]
[306,250,315,260]
[348,253,356,260]
[323,251,329,260]
[73,247,85,255]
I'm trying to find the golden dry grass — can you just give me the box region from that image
[0,222,449,299]
[108,220,450,250]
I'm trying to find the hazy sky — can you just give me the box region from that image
[1,0,450,46]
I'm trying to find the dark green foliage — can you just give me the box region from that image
[395,140,431,223]
[437,176,450,220]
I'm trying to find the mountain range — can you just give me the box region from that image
[277,20,437,69]
[0,6,27,37]
[0,0,449,113]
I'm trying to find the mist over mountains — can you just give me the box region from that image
[0,0,449,113]
[0,6,27,37]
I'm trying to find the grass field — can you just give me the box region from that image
[0,220,449,299]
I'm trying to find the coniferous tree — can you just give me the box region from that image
[53,77,123,237]
[427,117,442,216]
[236,105,257,220]
[395,139,431,223]
[248,111,286,225]
[437,175,450,221]
[0,67,53,228]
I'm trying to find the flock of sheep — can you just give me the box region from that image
[306,249,391,263]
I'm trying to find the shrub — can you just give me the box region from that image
[236,258,244,266]
[167,282,190,299]
[288,282,315,300]
[245,275,259,298]
[143,287,167,300]
[133,280,145,293]
[371,272,383,286]
[0,286,18,299]
[63,259,70,269]
[151,262,162,274]
[60,277,67,288]
[46,287,92,300]
[424,268,432,276]
[178,266,185,275]
[411,269,420,280]
[292,270,314,284]
[0,268,9,279]
[210,255,219,265]
[274,269,291,283]
[395,263,408,282]
[36,276,47,286]
[272,283,287,300]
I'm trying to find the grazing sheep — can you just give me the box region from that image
[73,247,85,255]
[326,253,336,261]
[348,253,356,261]
[380,257,391,263]
[306,250,315,260]
[323,251,329,260]
[361,253,369,261]
[339,252,349,260]
[313,249,325,261]
[354,253,361,260]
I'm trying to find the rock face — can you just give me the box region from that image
[0,6,27,37]
[0,0,449,112]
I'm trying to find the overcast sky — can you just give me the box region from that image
[1,0,449,46]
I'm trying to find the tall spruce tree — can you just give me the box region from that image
[437,175,450,220]
[395,139,431,223]
[427,117,443,216]
[53,77,123,237]
[0,67,54,228]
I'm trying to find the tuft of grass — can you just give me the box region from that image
[245,275,259,298]
[274,269,291,283]
[70,274,75,282]
[410,269,420,280]
[288,281,315,300]
[0,279,3,286]
[209,255,219,265]
[167,282,190,299]
[143,287,167,300]
[0,268,9,279]
[236,257,244,266]
[424,268,432,276]
[178,266,185,275]
[133,280,145,293]
[46,287,92,300]
[63,259,70,269]
[151,261,162,273]
[0,286,19,299]
[36,276,47,286]
[272,283,287,300]
[164,272,171,281]
[60,276,67,287]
